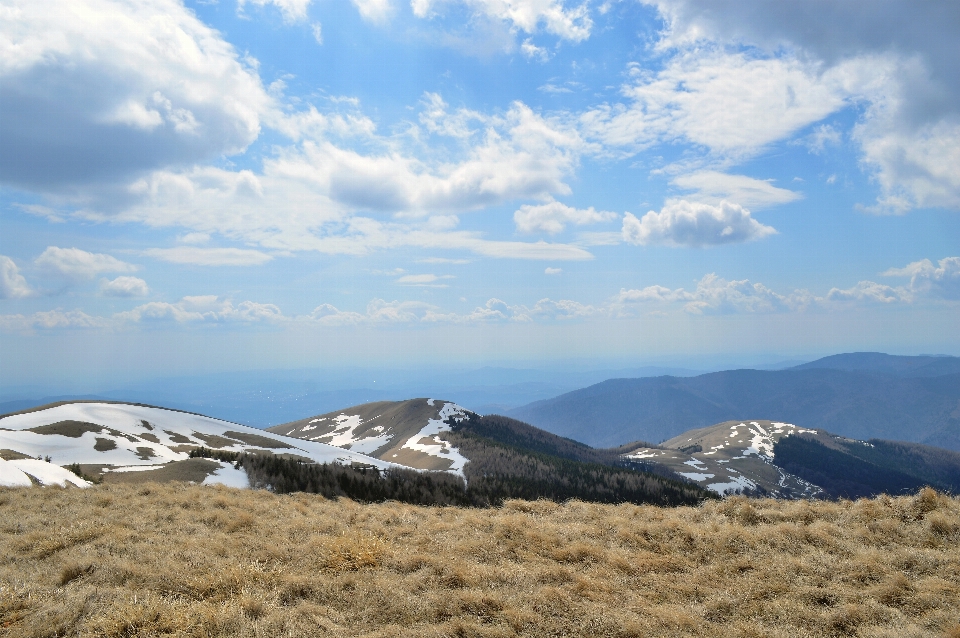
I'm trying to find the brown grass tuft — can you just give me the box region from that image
[1,484,959,637]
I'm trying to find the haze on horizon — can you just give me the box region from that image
[1,0,958,388]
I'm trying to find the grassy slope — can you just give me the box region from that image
[2,484,960,638]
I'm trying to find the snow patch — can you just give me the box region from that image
[0,458,33,487]
[202,460,250,488]
[399,402,469,476]
[707,474,757,495]
[8,459,90,487]
[679,472,715,481]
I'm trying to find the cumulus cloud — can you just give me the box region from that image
[143,247,274,267]
[670,171,801,209]
[34,247,137,281]
[612,255,959,315]
[883,256,960,300]
[621,200,776,247]
[116,296,283,323]
[514,201,617,234]
[0,256,33,299]
[99,97,590,260]
[545,267,561,275]
[614,274,811,315]
[0,0,271,191]
[351,0,394,23]
[825,281,909,304]
[100,276,150,298]
[642,0,960,213]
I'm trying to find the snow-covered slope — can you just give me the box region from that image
[622,421,823,497]
[0,458,91,488]
[268,399,472,474]
[0,401,398,487]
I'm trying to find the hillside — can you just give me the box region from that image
[0,401,396,489]
[507,366,960,450]
[620,419,960,499]
[2,483,958,637]
[269,399,708,506]
[267,399,470,472]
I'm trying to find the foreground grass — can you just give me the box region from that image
[2,485,959,638]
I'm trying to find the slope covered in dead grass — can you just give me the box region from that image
[1,484,959,637]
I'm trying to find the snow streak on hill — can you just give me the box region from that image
[623,421,822,497]
[269,399,471,475]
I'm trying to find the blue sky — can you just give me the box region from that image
[1,0,959,387]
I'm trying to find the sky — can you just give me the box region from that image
[1,0,959,388]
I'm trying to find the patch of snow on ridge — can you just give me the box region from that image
[708,474,757,494]
[8,459,90,487]
[0,402,398,472]
[0,458,34,487]
[399,402,469,476]
[316,413,392,454]
[202,461,250,488]
[679,472,715,481]
[735,421,816,460]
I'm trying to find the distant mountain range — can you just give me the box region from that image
[507,353,960,450]
[266,397,960,500]
[1,399,709,506]
[4,394,960,502]
[268,399,707,505]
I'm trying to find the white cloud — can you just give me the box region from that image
[855,111,960,213]
[643,1,960,213]
[581,52,849,161]
[520,39,550,61]
[143,247,274,267]
[612,255,960,315]
[883,256,960,300]
[100,276,150,298]
[34,247,137,281]
[116,296,283,323]
[0,309,110,331]
[0,256,33,299]
[670,171,801,209]
[413,0,593,42]
[514,297,596,320]
[514,201,617,234]
[545,267,561,275]
[804,124,841,154]
[238,0,312,23]
[311,22,323,44]
[351,0,393,23]
[614,275,809,315]
[396,274,455,286]
[0,0,272,191]
[621,200,776,247]
[825,281,909,304]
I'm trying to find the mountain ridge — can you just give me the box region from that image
[507,366,960,449]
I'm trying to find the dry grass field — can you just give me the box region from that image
[2,484,959,638]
